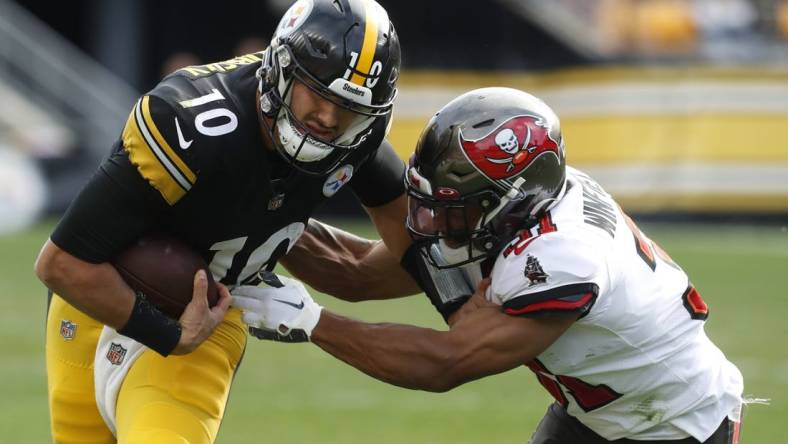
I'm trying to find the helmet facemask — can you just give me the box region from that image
[258,43,395,175]
[406,166,532,269]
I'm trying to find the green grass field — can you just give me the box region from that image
[1,220,785,443]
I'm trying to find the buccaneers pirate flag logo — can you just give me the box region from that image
[459,115,561,181]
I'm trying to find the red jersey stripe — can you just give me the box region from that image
[505,292,595,315]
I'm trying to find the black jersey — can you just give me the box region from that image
[52,52,405,285]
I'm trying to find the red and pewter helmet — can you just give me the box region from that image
[258,0,400,175]
[406,87,567,268]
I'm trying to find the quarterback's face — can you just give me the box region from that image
[288,80,359,143]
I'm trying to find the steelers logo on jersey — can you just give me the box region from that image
[323,164,354,197]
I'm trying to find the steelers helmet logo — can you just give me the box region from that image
[276,0,314,37]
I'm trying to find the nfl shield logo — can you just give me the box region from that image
[106,342,128,365]
[59,320,77,341]
[267,193,285,211]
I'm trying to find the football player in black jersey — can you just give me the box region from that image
[33,1,418,442]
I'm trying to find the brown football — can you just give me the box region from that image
[111,234,218,319]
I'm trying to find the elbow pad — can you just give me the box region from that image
[400,243,472,323]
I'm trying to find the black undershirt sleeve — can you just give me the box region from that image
[349,138,406,207]
[50,142,168,264]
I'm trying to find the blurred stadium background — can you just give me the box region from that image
[0,0,786,442]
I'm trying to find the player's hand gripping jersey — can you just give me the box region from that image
[486,167,743,441]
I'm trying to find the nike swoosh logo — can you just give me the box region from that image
[273,298,304,310]
[174,117,193,149]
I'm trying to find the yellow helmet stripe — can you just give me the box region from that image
[350,0,379,86]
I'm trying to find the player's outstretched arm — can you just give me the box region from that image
[236,277,577,392]
[280,215,419,301]
[313,284,577,392]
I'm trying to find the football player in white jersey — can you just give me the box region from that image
[233,88,745,443]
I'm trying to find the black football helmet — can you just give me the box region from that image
[406,87,567,268]
[258,0,401,175]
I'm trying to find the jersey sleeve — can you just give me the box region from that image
[50,89,212,263]
[121,94,202,205]
[490,231,607,318]
[50,140,169,263]
[349,138,406,207]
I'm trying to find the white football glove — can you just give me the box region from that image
[231,274,323,342]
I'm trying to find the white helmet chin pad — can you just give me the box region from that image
[272,76,377,164]
[276,111,333,162]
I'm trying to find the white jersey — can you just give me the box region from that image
[486,167,743,441]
